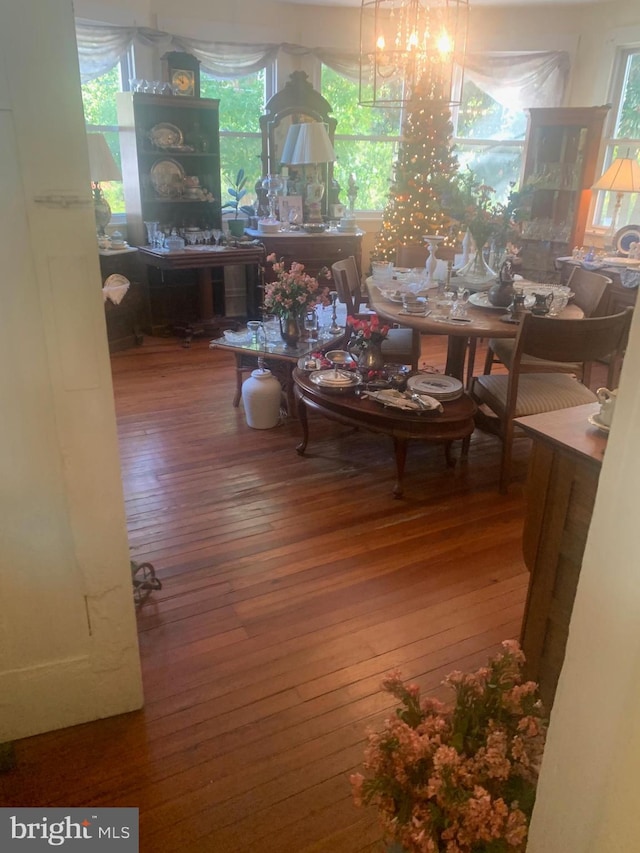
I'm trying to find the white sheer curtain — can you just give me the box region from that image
[75,20,569,109]
[464,51,570,110]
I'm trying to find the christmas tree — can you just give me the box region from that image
[374,81,459,262]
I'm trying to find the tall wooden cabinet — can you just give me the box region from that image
[519,106,610,282]
[116,92,222,248]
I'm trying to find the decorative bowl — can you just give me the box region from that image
[302,223,326,234]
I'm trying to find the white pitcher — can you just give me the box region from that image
[596,387,618,427]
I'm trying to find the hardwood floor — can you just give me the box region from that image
[2,334,536,851]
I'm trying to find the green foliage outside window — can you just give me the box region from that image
[616,51,640,138]
[200,71,265,209]
[322,66,402,210]
[81,66,125,215]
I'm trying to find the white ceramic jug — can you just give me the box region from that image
[596,387,617,427]
[242,366,281,429]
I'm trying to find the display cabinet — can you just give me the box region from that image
[519,106,610,282]
[116,92,222,248]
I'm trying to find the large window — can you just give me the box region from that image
[322,65,525,211]
[81,58,129,216]
[452,78,526,202]
[201,70,266,211]
[593,48,640,231]
[321,65,402,211]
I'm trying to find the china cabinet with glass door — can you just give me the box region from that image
[518,105,610,281]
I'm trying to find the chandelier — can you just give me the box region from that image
[359,0,469,107]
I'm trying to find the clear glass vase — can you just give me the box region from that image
[456,232,496,288]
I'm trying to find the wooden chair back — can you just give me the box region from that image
[331,257,364,315]
[565,267,613,317]
[395,245,429,268]
[514,308,632,367]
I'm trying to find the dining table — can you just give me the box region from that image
[367,279,584,383]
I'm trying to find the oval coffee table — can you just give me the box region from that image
[293,368,477,497]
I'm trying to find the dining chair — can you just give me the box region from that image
[469,308,632,493]
[395,245,429,268]
[482,268,614,385]
[332,257,421,369]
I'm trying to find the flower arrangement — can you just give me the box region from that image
[347,314,391,350]
[351,641,548,853]
[444,170,531,251]
[263,254,331,318]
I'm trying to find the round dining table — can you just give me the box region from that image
[366,280,584,382]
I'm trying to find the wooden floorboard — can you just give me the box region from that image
[4,331,601,851]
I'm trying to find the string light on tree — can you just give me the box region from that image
[374,80,459,261]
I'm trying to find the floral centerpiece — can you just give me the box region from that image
[351,641,548,853]
[263,255,332,347]
[263,254,331,318]
[347,314,391,373]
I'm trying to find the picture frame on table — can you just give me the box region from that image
[279,195,303,227]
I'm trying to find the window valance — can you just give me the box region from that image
[76,20,569,109]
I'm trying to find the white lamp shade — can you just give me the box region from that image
[280,123,303,166]
[593,156,640,194]
[87,133,122,183]
[288,122,336,166]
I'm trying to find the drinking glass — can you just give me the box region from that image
[453,288,470,318]
[247,321,262,346]
[304,309,319,343]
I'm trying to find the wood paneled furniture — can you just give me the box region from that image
[246,228,364,279]
[515,403,607,710]
[116,92,222,248]
[519,106,610,282]
[99,247,150,352]
[293,368,477,497]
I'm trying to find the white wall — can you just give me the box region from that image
[0,0,143,741]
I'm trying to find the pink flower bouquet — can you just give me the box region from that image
[263,254,331,318]
[351,641,547,853]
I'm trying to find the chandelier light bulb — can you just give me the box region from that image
[376,34,386,50]
[437,30,453,55]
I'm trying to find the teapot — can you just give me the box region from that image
[596,387,617,427]
[531,291,554,316]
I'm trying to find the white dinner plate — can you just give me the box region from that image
[406,373,463,400]
[469,291,536,311]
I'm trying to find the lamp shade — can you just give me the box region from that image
[280,123,303,166]
[592,156,640,194]
[87,133,122,183]
[288,122,336,166]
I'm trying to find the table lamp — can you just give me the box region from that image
[592,152,640,250]
[87,133,122,235]
[283,122,336,222]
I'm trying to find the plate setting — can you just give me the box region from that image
[149,158,186,197]
[406,373,463,401]
[309,369,361,392]
[149,122,184,150]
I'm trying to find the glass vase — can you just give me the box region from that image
[279,312,302,348]
[456,233,496,288]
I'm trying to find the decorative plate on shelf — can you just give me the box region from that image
[149,158,185,197]
[149,122,184,149]
[613,224,640,256]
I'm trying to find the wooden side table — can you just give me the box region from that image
[515,403,607,710]
[99,247,150,353]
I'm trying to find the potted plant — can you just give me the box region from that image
[222,169,255,237]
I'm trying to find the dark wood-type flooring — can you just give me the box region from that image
[4,333,601,851]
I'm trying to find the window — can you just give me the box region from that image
[201,70,266,211]
[452,78,526,202]
[593,48,640,231]
[322,65,525,211]
[81,56,129,217]
[321,65,402,211]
